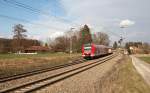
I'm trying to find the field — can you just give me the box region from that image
[0,53,81,78]
[138,56,150,64]
[96,55,150,93]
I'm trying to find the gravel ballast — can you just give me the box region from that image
[34,54,122,93]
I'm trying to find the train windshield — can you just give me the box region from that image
[84,47,91,50]
[84,44,91,51]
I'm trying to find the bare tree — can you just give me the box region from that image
[48,30,82,53]
[93,32,110,46]
[49,36,70,52]
[12,24,27,52]
[142,42,150,54]
[113,41,118,49]
[0,38,12,53]
[13,24,27,39]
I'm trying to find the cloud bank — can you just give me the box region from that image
[120,19,135,28]
[25,0,150,43]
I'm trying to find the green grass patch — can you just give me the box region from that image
[0,52,76,59]
[138,57,150,64]
[0,53,81,78]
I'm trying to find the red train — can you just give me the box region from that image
[82,43,112,59]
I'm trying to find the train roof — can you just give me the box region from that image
[95,44,107,47]
[83,43,112,48]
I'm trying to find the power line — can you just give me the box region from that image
[3,0,80,26]
[2,0,122,39]
[93,25,121,38]
[3,0,49,15]
[102,27,121,38]
[0,14,30,23]
[106,29,125,44]
[0,14,66,31]
[101,28,125,45]
[0,13,122,40]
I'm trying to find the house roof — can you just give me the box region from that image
[25,46,49,51]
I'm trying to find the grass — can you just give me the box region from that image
[0,52,75,59]
[0,52,81,78]
[138,57,150,64]
[95,55,150,93]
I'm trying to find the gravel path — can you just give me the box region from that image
[131,56,150,86]
[34,54,122,93]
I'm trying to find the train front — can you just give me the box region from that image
[82,43,95,58]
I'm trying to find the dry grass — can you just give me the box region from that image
[138,57,150,64]
[95,55,150,93]
[0,53,81,78]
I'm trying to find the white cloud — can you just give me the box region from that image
[119,19,135,28]
[50,31,65,38]
[24,15,75,41]
[0,35,4,38]
[61,0,109,25]
[0,32,12,39]
[23,0,149,44]
[24,0,120,43]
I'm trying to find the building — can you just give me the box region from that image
[129,46,145,54]
[24,46,50,53]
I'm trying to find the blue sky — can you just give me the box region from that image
[0,0,66,36]
[0,0,65,32]
[0,0,66,19]
[0,0,150,44]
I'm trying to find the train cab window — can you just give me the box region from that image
[84,47,91,50]
[84,44,91,52]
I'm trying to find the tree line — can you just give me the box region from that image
[48,24,110,53]
[0,38,40,53]
[0,24,110,53]
[125,42,150,54]
[0,24,41,53]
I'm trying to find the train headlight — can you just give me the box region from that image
[91,54,94,57]
[82,55,85,57]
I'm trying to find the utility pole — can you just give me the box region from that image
[70,28,75,54]
[118,37,123,47]
[120,25,126,48]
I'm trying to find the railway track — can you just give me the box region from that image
[0,53,116,93]
[0,57,86,83]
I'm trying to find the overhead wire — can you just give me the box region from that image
[3,0,49,15]
[0,14,66,31]
[3,0,80,26]
[2,0,122,39]
[102,26,121,38]
[91,25,121,39]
